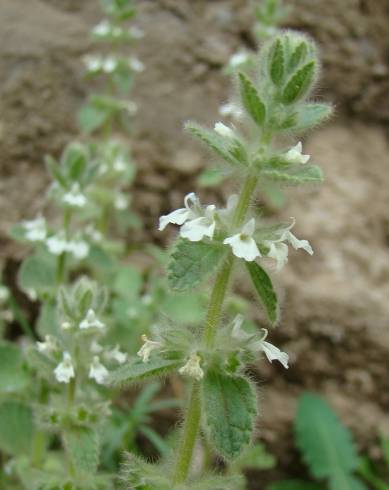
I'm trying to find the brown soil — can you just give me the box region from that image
[1,0,389,487]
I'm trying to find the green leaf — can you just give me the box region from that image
[197,167,226,187]
[191,474,245,490]
[202,371,257,459]
[229,443,276,473]
[36,301,58,337]
[78,104,107,133]
[63,426,99,474]
[168,240,227,292]
[295,393,359,480]
[18,253,57,292]
[270,39,285,85]
[185,122,238,166]
[161,291,204,325]
[0,401,34,455]
[113,265,142,299]
[268,481,323,490]
[288,41,308,71]
[245,262,278,324]
[108,358,181,387]
[294,103,333,132]
[238,72,266,126]
[282,61,316,104]
[262,165,323,184]
[0,342,29,393]
[329,474,367,490]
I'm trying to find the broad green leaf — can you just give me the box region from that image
[329,474,367,490]
[185,122,238,166]
[113,265,142,299]
[18,253,57,292]
[0,401,34,455]
[63,426,99,474]
[168,240,227,292]
[108,358,181,387]
[161,292,204,325]
[78,104,107,133]
[262,165,323,184]
[0,342,29,393]
[245,262,278,324]
[270,39,285,85]
[295,393,359,480]
[202,371,257,459]
[238,72,266,126]
[269,481,322,490]
[295,103,333,132]
[282,61,316,104]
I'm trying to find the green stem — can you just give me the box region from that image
[56,208,72,285]
[173,171,258,485]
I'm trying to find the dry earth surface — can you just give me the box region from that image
[1,0,389,485]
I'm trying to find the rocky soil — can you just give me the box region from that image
[1,0,389,485]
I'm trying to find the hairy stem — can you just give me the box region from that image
[56,208,72,285]
[173,171,258,485]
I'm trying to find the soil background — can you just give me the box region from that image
[1,0,389,487]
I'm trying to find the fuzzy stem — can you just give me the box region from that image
[173,171,258,485]
[56,207,72,285]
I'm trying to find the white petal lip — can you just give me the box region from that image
[285,141,310,164]
[89,356,109,385]
[180,216,215,241]
[54,352,75,383]
[267,241,289,271]
[287,232,313,255]
[159,208,192,231]
[261,341,289,369]
[224,234,261,261]
[214,121,235,139]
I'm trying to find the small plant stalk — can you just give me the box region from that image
[173,172,259,485]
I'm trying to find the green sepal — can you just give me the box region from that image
[168,240,227,292]
[294,103,333,132]
[202,370,257,459]
[262,165,323,184]
[238,72,266,126]
[0,401,34,456]
[269,38,285,85]
[245,262,279,324]
[282,61,316,104]
[107,358,182,387]
[63,426,100,475]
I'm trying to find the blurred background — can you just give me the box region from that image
[0,0,389,485]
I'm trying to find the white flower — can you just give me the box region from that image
[285,230,313,255]
[114,194,128,210]
[54,352,75,383]
[128,57,144,72]
[106,345,127,364]
[46,234,68,255]
[229,51,250,68]
[284,142,310,164]
[178,354,204,381]
[113,157,127,172]
[90,339,103,354]
[137,334,162,363]
[85,225,103,242]
[266,241,289,271]
[61,321,72,330]
[251,330,289,369]
[128,26,144,39]
[26,289,37,301]
[79,309,105,330]
[88,356,109,385]
[102,56,117,73]
[219,102,243,119]
[83,55,103,72]
[223,218,261,262]
[141,294,153,305]
[67,240,90,259]
[214,121,235,139]
[37,335,58,354]
[0,286,10,302]
[158,192,199,231]
[92,20,111,36]
[231,314,252,342]
[22,216,47,242]
[219,194,238,220]
[180,205,216,242]
[62,183,87,208]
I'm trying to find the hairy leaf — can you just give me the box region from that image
[288,41,308,72]
[270,39,285,85]
[282,61,316,104]
[202,371,257,459]
[262,165,323,184]
[108,358,181,387]
[295,103,333,132]
[168,240,226,292]
[238,72,266,126]
[63,426,99,474]
[295,393,359,480]
[245,262,278,324]
[0,401,34,455]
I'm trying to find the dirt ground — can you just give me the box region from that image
[1,0,389,485]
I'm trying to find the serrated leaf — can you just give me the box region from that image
[185,122,238,166]
[238,72,266,126]
[18,254,57,292]
[108,358,181,387]
[269,481,322,490]
[63,426,99,474]
[329,473,367,490]
[294,104,333,132]
[168,240,227,292]
[0,401,34,455]
[295,393,359,480]
[270,39,285,85]
[0,342,29,393]
[282,61,316,104]
[262,165,323,184]
[202,371,257,459]
[245,262,278,324]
